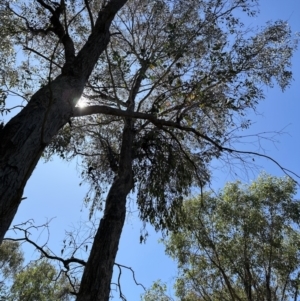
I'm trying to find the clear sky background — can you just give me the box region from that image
[4,0,300,300]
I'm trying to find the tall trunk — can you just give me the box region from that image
[0,76,83,242]
[0,0,128,243]
[77,118,134,301]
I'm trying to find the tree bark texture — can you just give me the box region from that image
[0,76,84,242]
[77,118,134,301]
[0,0,128,243]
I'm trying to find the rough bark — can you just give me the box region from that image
[77,117,134,301]
[0,76,83,243]
[0,0,128,243]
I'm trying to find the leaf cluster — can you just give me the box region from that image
[164,173,300,301]
[0,241,74,301]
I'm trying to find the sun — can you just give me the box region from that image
[76,97,87,108]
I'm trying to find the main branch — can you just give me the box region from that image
[73,105,300,182]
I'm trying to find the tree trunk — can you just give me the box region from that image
[77,118,134,301]
[0,76,83,242]
[0,0,128,243]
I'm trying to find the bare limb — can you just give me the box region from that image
[114,262,146,290]
[5,224,86,270]
[23,46,62,68]
[115,264,127,301]
[36,0,55,14]
[84,0,94,30]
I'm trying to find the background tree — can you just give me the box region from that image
[141,280,174,301]
[0,241,23,300]
[9,259,73,301]
[143,174,300,301]
[0,241,72,300]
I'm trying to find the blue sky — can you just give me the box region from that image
[5,0,300,300]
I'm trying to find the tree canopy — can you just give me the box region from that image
[9,260,73,301]
[0,241,23,299]
[142,174,300,301]
[0,241,72,300]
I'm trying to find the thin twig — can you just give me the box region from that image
[114,262,146,290]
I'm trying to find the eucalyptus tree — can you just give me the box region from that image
[0,0,298,300]
[9,259,73,301]
[0,7,17,100]
[43,0,298,300]
[0,241,73,300]
[153,174,300,301]
[0,0,128,243]
[0,241,23,299]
